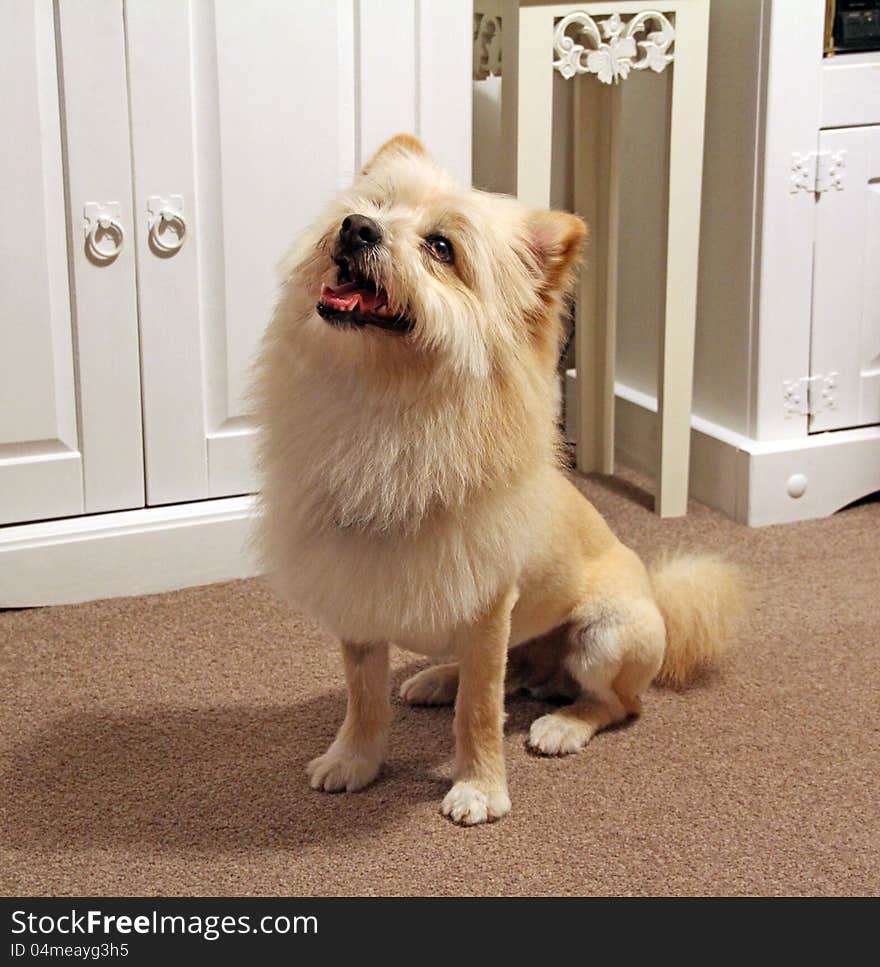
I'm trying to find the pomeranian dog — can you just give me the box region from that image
[253,134,744,826]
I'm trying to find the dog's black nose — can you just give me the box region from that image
[339,214,382,253]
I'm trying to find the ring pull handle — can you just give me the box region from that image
[83,203,124,262]
[147,195,186,255]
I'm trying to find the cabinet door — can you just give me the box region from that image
[0,0,81,525]
[810,125,880,432]
[124,0,355,504]
[60,1,146,516]
[126,0,472,505]
[0,0,144,525]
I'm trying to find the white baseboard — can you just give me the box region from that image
[566,371,880,526]
[0,496,261,608]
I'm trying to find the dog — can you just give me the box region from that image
[252,133,744,826]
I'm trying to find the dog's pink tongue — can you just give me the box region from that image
[321,282,361,311]
[321,283,385,313]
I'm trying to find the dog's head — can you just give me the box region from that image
[285,134,586,379]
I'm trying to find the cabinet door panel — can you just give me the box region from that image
[0,0,82,524]
[811,126,880,432]
[55,0,146,514]
[357,0,471,177]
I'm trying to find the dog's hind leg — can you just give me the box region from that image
[528,690,626,755]
[527,600,664,756]
[398,624,573,708]
[399,662,459,706]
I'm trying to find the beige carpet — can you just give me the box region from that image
[2,470,878,897]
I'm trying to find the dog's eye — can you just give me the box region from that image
[425,235,454,264]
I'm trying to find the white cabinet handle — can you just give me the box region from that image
[147,195,186,254]
[83,203,124,262]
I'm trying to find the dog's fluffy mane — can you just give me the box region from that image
[251,135,585,644]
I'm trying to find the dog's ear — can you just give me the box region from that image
[525,209,587,293]
[361,133,429,175]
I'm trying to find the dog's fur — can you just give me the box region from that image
[253,135,745,825]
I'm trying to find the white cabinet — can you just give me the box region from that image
[0,0,472,604]
[666,0,880,524]
[475,0,880,525]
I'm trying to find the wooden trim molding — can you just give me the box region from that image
[0,496,261,608]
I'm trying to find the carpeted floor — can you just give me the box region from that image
[2,469,878,897]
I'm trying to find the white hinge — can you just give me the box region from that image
[790,151,846,193]
[783,373,838,417]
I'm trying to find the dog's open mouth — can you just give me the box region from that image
[317,262,412,333]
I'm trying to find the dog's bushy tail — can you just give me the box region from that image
[649,553,746,688]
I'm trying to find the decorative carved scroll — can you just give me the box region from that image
[553,11,675,84]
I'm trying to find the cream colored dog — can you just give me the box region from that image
[253,134,743,826]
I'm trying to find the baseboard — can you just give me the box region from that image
[0,496,261,608]
[565,370,880,526]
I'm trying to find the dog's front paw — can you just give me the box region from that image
[307,742,383,793]
[441,781,511,826]
[399,664,458,706]
[528,712,593,756]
